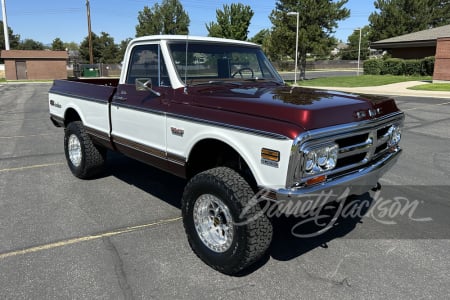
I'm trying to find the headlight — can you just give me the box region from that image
[302,143,338,175]
[305,151,316,172]
[388,125,402,147]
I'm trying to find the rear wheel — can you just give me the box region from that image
[64,121,106,179]
[182,167,272,274]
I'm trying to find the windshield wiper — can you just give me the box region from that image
[243,78,284,85]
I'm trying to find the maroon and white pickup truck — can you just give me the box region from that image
[49,35,404,274]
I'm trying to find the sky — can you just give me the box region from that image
[1,0,374,46]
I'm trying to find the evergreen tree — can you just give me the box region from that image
[341,26,370,60]
[269,0,349,79]
[249,29,271,53]
[17,39,45,50]
[206,3,254,41]
[369,0,450,42]
[79,32,100,63]
[52,38,65,51]
[79,32,120,64]
[135,0,190,36]
[0,21,21,50]
[117,38,132,63]
[98,32,120,63]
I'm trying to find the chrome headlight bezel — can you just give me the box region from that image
[388,124,402,147]
[301,142,339,176]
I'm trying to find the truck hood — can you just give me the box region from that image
[191,84,400,130]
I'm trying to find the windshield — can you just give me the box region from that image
[168,42,283,85]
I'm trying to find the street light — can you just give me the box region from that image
[287,12,299,85]
[1,0,10,50]
[356,27,362,76]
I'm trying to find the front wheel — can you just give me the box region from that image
[64,121,106,179]
[182,167,272,274]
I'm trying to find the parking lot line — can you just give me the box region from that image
[0,162,65,173]
[0,117,50,123]
[0,217,182,260]
[0,133,57,139]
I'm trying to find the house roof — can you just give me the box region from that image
[371,24,450,49]
[1,50,68,59]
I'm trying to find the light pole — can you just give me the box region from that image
[287,12,299,85]
[356,27,362,76]
[1,0,10,50]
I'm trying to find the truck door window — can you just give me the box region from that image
[126,44,169,87]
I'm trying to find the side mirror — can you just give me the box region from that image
[135,78,161,96]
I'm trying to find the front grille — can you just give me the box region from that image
[334,124,393,171]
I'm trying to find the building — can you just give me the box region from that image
[370,24,450,59]
[371,24,450,81]
[433,37,450,81]
[0,50,68,80]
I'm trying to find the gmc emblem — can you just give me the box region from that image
[356,108,382,119]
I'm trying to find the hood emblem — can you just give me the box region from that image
[356,108,382,119]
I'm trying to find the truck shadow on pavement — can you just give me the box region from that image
[104,152,185,209]
[103,152,372,275]
[240,194,372,276]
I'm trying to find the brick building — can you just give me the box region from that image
[370,24,450,81]
[0,50,68,80]
[433,37,450,81]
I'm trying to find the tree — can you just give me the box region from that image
[369,0,450,42]
[341,26,370,60]
[17,39,45,50]
[52,38,65,51]
[98,32,120,63]
[0,21,21,50]
[269,0,350,79]
[63,42,79,52]
[79,32,120,63]
[135,0,190,36]
[206,3,254,40]
[117,38,132,62]
[249,29,271,52]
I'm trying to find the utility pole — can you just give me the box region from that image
[1,0,10,50]
[86,0,93,64]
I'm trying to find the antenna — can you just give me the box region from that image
[184,35,189,93]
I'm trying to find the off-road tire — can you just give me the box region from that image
[182,167,273,275]
[64,121,106,179]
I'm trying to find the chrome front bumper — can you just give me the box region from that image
[273,148,402,200]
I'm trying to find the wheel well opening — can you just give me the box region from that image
[186,139,258,191]
[64,108,81,127]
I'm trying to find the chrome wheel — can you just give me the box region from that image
[193,194,234,253]
[68,134,82,167]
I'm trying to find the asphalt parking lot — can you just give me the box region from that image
[0,83,449,299]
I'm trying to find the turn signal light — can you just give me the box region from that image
[261,148,280,162]
[306,175,327,186]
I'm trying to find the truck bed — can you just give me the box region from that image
[49,78,119,103]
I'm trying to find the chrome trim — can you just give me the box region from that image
[275,148,402,200]
[286,111,404,188]
[338,138,373,158]
[112,102,166,116]
[166,112,289,140]
[292,111,404,146]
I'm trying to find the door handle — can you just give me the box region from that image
[113,95,127,101]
